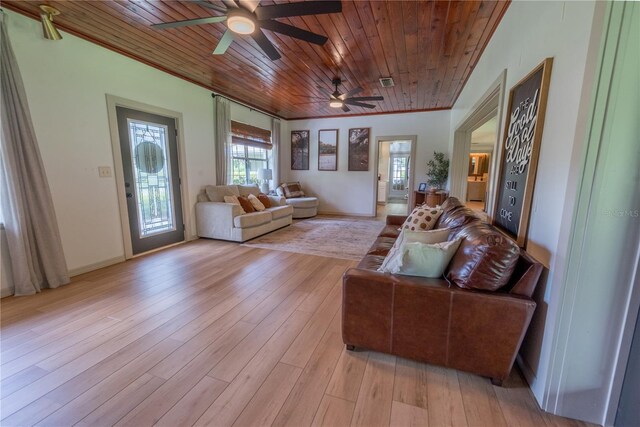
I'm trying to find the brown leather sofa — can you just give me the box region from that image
[342,197,542,385]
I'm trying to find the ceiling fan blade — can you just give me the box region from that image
[237,0,260,12]
[255,1,342,20]
[221,0,239,8]
[348,96,384,102]
[344,100,376,108]
[213,30,235,55]
[192,1,228,14]
[339,86,363,100]
[152,16,227,30]
[341,104,351,113]
[316,86,334,98]
[259,20,327,45]
[251,29,281,60]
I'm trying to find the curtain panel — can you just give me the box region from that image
[214,96,232,185]
[0,15,70,296]
[271,118,281,190]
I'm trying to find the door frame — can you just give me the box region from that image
[372,135,417,216]
[106,95,192,259]
[450,70,506,219]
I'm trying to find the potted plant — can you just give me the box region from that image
[426,151,449,193]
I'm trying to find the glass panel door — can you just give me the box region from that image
[116,107,184,255]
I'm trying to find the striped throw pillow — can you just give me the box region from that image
[281,182,305,199]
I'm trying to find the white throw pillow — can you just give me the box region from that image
[393,239,462,278]
[223,195,245,214]
[248,194,266,211]
[400,205,443,231]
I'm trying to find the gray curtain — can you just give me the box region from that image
[214,96,232,185]
[271,118,281,189]
[0,15,70,296]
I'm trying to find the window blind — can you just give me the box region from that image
[231,121,272,149]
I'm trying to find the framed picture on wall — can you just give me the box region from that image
[348,127,370,171]
[318,129,338,171]
[290,130,309,170]
[493,57,553,247]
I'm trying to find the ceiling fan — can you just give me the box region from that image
[151,0,342,61]
[315,78,384,112]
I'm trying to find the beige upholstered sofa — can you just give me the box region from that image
[196,184,293,242]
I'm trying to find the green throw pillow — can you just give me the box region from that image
[395,239,462,278]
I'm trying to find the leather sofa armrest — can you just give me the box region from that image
[196,202,243,238]
[268,195,286,206]
[386,215,407,226]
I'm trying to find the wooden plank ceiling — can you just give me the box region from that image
[4,0,509,119]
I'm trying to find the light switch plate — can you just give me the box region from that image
[98,166,112,178]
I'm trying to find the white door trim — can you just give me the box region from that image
[372,135,417,217]
[450,70,506,219]
[105,94,192,260]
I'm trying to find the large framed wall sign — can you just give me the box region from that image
[493,57,553,247]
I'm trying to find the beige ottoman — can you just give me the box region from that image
[285,197,319,219]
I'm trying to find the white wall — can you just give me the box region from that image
[281,110,451,216]
[6,11,216,273]
[449,0,599,409]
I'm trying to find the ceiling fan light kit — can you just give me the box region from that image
[329,100,343,108]
[227,10,255,35]
[38,4,62,40]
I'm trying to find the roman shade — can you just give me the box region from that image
[231,120,272,149]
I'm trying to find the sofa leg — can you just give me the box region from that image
[346,344,357,351]
[490,378,504,387]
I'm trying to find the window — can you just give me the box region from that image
[230,121,272,185]
[232,144,269,185]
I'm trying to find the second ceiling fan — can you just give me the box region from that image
[152,0,342,61]
[316,78,384,112]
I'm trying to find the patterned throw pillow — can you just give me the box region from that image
[281,182,305,198]
[257,193,271,208]
[248,194,266,211]
[223,195,245,214]
[237,196,255,213]
[401,205,443,231]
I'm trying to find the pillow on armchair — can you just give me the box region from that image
[279,182,305,199]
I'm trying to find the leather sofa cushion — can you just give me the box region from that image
[358,254,386,270]
[367,237,397,256]
[446,223,520,291]
[233,211,272,228]
[434,197,464,228]
[437,206,481,230]
[379,224,402,238]
[266,205,293,220]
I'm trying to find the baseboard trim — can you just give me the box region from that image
[69,256,125,277]
[318,210,376,218]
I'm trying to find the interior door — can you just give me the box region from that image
[389,154,409,200]
[116,107,184,255]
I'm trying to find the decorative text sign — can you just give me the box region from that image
[494,58,553,246]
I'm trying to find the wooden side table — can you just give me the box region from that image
[414,190,448,208]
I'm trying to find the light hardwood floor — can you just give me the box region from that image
[1,240,593,427]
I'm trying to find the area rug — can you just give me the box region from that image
[242,215,385,260]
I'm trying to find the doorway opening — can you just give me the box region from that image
[450,71,506,220]
[374,137,416,219]
[466,116,497,213]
